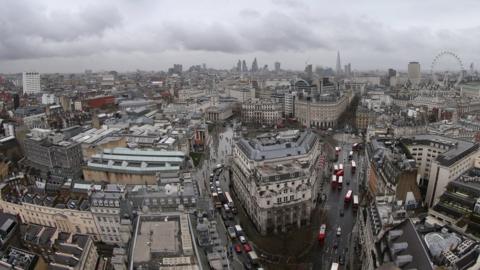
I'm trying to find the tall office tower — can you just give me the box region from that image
[242,60,248,72]
[388,68,397,78]
[305,64,313,80]
[22,72,41,95]
[173,64,183,74]
[408,62,421,86]
[336,51,342,75]
[237,60,242,72]
[344,63,351,77]
[274,62,281,72]
[251,58,258,73]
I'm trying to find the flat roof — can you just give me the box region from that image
[236,130,317,161]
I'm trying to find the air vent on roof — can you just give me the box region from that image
[395,255,412,267]
[392,242,408,254]
[388,230,404,241]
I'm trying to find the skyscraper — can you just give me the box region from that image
[408,62,421,86]
[305,64,313,80]
[237,60,242,72]
[336,51,342,75]
[22,72,41,95]
[274,62,281,72]
[344,63,351,77]
[251,58,258,73]
[242,60,248,73]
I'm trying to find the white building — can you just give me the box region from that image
[404,135,480,207]
[408,62,421,86]
[231,130,321,235]
[22,72,41,94]
[242,98,282,126]
[41,93,56,105]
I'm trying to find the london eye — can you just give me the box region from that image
[430,51,465,88]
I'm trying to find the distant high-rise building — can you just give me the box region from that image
[336,51,342,75]
[408,62,421,86]
[173,64,182,74]
[263,65,268,71]
[305,64,313,80]
[242,60,248,72]
[251,58,258,73]
[274,62,281,72]
[237,60,242,72]
[388,68,397,78]
[344,63,352,77]
[22,72,41,95]
[387,68,397,87]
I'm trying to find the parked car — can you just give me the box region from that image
[239,236,247,244]
[340,210,344,217]
[337,227,342,236]
[234,244,242,253]
[227,227,236,239]
[243,243,252,252]
[339,254,345,265]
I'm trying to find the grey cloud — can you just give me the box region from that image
[1,0,480,71]
[239,9,261,18]
[0,1,122,60]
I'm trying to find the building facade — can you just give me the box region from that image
[230,130,321,235]
[295,93,350,129]
[241,98,282,126]
[22,72,41,95]
[83,147,185,185]
[23,129,83,182]
[402,135,480,207]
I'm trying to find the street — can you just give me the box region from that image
[312,137,364,270]
[196,125,365,270]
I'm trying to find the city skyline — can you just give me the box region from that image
[1,0,480,73]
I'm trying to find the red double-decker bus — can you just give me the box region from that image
[336,164,344,177]
[351,160,356,174]
[331,175,337,188]
[318,224,326,241]
[344,190,353,204]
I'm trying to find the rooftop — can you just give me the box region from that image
[236,129,317,161]
[131,213,197,269]
[404,134,479,167]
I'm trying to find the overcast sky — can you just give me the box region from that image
[1,0,479,73]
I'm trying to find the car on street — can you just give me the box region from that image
[340,210,344,217]
[339,254,345,265]
[239,236,247,244]
[333,241,338,249]
[234,244,242,253]
[243,243,252,252]
[337,227,342,236]
[227,227,236,239]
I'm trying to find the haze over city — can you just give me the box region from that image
[1,0,480,72]
[2,1,480,270]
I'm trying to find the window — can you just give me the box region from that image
[284,197,287,202]
[290,195,294,200]
[277,198,281,204]
[267,201,270,205]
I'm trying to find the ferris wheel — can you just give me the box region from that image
[430,51,465,87]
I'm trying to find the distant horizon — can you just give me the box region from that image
[1,0,479,73]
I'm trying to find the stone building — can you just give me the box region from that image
[230,129,321,235]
